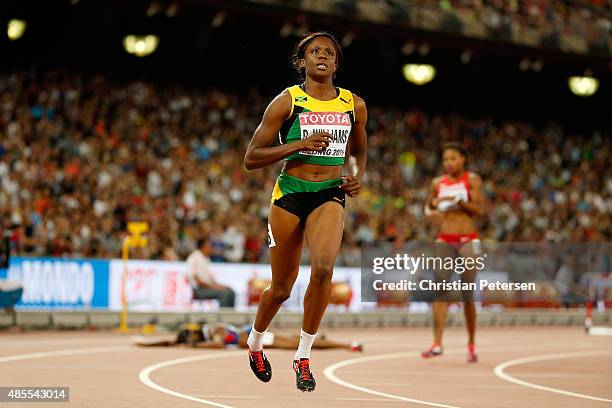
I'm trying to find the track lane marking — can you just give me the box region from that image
[324,351,461,408]
[138,351,244,408]
[0,346,135,363]
[494,350,612,404]
[323,345,606,408]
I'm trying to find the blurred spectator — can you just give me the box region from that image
[0,70,610,266]
[222,224,246,263]
[162,246,179,261]
[271,0,612,47]
[186,238,236,307]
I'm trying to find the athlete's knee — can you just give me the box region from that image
[269,284,292,304]
[464,297,476,305]
[462,291,475,303]
[310,260,334,285]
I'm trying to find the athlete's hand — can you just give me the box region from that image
[340,175,361,197]
[299,132,332,153]
[430,196,454,209]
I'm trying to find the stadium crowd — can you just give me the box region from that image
[422,0,612,38]
[278,0,612,45]
[0,71,610,265]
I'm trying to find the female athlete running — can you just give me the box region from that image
[243,32,367,392]
[422,142,485,363]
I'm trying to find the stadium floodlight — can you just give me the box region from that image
[418,43,431,56]
[279,22,292,38]
[460,49,472,64]
[146,1,162,17]
[7,19,26,41]
[401,41,415,55]
[211,11,225,28]
[123,35,159,57]
[342,31,354,47]
[568,76,599,97]
[402,64,436,85]
[532,59,543,72]
[166,2,179,17]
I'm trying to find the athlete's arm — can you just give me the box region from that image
[341,95,367,198]
[425,177,444,225]
[426,177,441,210]
[244,91,331,170]
[457,173,485,217]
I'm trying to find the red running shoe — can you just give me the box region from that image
[348,340,363,352]
[293,358,316,392]
[467,345,478,363]
[248,349,272,382]
[421,344,443,358]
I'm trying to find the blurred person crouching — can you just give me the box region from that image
[186,237,235,308]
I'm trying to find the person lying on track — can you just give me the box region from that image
[132,321,363,352]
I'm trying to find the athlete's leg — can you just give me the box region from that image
[277,336,352,350]
[196,342,226,349]
[463,300,476,345]
[262,334,352,350]
[459,240,479,361]
[132,335,178,347]
[423,240,454,358]
[269,335,300,349]
[432,301,449,346]
[239,333,249,349]
[253,205,303,333]
[432,240,455,347]
[290,201,343,392]
[461,284,477,347]
[248,205,303,383]
[311,338,352,349]
[302,201,344,334]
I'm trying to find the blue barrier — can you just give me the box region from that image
[1,257,110,310]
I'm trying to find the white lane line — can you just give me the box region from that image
[324,351,461,408]
[0,345,241,407]
[0,340,122,347]
[0,346,135,363]
[191,395,263,399]
[494,350,612,404]
[190,395,404,402]
[335,397,404,402]
[138,351,244,408]
[511,373,598,379]
[322,345,600,408]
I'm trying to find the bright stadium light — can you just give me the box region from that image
[401,41,415,56]
[532,59,543,72]
[211,11,226,28]
[341,31,354,47]
[7,19,26,41]
[123,35,159,57]
[402,64,436,86]
[568,76,599,97]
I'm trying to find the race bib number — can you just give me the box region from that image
[299,111,351,157]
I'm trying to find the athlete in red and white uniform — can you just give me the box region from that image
[423,142,485,363]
